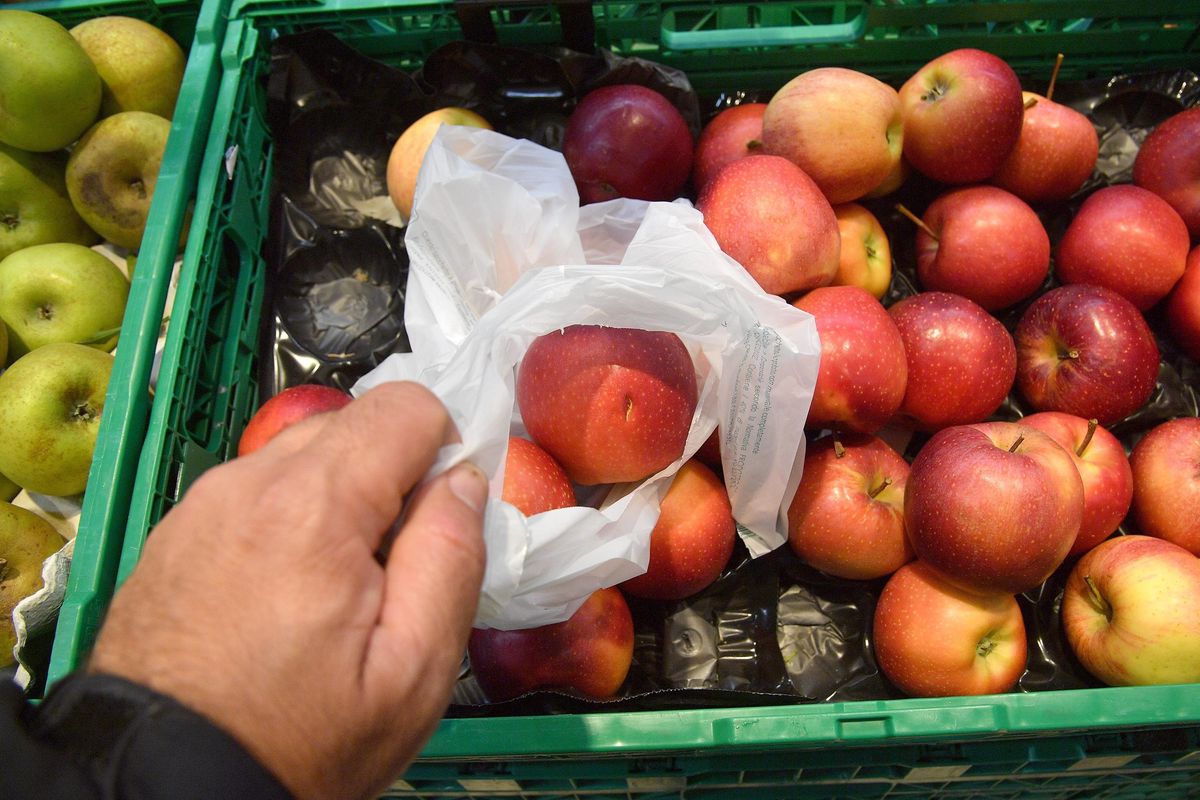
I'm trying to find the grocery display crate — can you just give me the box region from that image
[51,0,1200,796]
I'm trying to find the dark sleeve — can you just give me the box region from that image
[0,672,293,800]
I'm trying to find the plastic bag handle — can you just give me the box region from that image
[454,0,596,53]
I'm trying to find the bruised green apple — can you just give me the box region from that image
[71,16,186,120]
[0,343,113,496]
[1,142,99,262]
[0,243,129,360]
[65,111,174,251]
[0,10,101,152]
[1,501,66,667]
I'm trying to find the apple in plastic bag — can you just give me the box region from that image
[620,460,735,601]
[238,384,353,457]
[991,91,1099,204]
[691,102,765,194]
[516,325,698,486]
[873,560,1026,697]
[787,432,911,581]
[501,437,575,517]
[71,15,186,120]
[0,243,129,360]
[0,142,99,262]
[1129,417,1200,556]
[1,501,66,667]
[0,343,112,496]
[1133,107,1200,238]
[562,84,693,204]
[468,587,634,702]
[1062,535,1200,686]
[386,107,492,220]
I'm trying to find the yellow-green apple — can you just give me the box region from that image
[467,587,634,701]
[1129,417,1200,556]
[1015,285,1159,426]
[1055,185,1189,311]
[787,432,911,580]
[516,325,697,485]
[898,48,1024,184]
[66,111,174,251]
[0,142,98,261]
[905,422,1083,595]
[691,103,765,194]
[0,10,101,151]
[0,472,17,503]
[563,84,693,204]
[1020,412,1133,558]
[791,285,907,433]
[237,384,352,456]
[1166,245,1200,361]
[832,203,891,299]
[1,501,66,667]
[0,342,112,496]
[0,243,129,359]
[386,106,491,220]
[501,436,576,517]
[620,460,735,600]
[1062,535,1200,686]
[1133,107,1200,238]
[991,92,1099,204]
[873,560,1026,697]
[761,67,903,204]
[915,185,1050,311]
[70,16,185,120]
[697,154,839,296]
[888,292,1015,432]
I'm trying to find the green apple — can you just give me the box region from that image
[71,16,185,120]
[65,111,174,251]
[1,142,100,261]
[0,471,17,503]
[0,10,102,151]
[0,243,129,360]
[0,501,66,667]
[0,342,112,496]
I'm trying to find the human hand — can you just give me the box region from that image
[88,382,488,800]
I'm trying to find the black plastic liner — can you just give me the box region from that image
[262,31,1199,715]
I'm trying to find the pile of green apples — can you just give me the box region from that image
[0,9,186,668]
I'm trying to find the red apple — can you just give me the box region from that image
[905,421,1084,595]
[791,285,907,434]
[832,203,891,299]
[501,437,575,516]
[761,67,903,204]
[1062,535,1200,686]
[1133,107,1200,238]
[692,103,766,194]
[1055,185,1190,311]
[695,429,722,470]
[1015,284,1160,426]
[1129,417,1200,556]
[516,325,697,485]
[697,154,839,296]
[562,84,693,203]
[468,587,634,701]
[1019,412,1133,557]
[898,48,1024,184]
[888,292,1016,433]
[237,384,352,456]
[1166,245,1200,361]
[915,185,1050,311]
[620,460,736,600]
[873,561,1026,697]
[991,91,1099,203]
[787,432,912,580]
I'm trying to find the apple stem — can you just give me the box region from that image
[868,476,893,499]
[833,435,846,459]
[747,139,763,151]
[895,204,938,242]
[1076,419,1099,457]
[1083,575,1113,622]
[2,214,18,232]
[1047,52,1065,102]
[1067,349,1080,360]
[1024,96,1038,110]
[976,635,997,659]
[1008,434,1025,453]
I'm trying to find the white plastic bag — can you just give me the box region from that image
[354,126,820,630]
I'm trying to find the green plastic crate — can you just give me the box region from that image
[59,0,1200,795]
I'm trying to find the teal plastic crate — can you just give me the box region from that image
[67,0,1200,796]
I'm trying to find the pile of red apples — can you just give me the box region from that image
[240,46,1200,703]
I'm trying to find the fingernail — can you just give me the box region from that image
[448,463,488,512]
